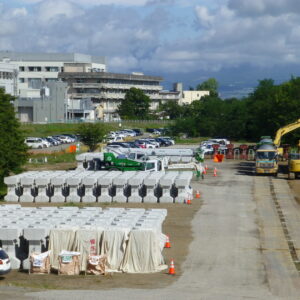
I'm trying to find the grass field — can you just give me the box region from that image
[22,121,173,137]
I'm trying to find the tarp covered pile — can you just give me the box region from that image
[46,208,168,273]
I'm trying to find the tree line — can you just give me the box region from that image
[166,77,300,144]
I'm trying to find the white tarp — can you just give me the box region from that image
[101,228,130,272]
[74,228,104,271]
[120,230,167,273]
[48,229,77,269]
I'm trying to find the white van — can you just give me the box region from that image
[25,137,47,149]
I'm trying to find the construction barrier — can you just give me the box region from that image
[4,171,193,204]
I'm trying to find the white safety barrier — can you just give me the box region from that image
[159,172,179,203]
[175,171,193,203]
[4,171,193,204]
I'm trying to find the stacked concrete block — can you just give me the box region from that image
[159,172,179,203]
[66,171,90,202]
[143,172,165,203]
[98,171,122,203]
[127,172,149,203]
[112,172,136,203]
[5,171,194,204]
[175,171,193,203]
[4,174,29,202]
[0,205,169,271]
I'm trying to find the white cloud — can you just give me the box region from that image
[36,0,83,22]
[12,7,28,17]
[195,6,214,28]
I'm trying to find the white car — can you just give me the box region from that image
[123,129,137,137]
[0,248,11,275]
[25,137,46,149]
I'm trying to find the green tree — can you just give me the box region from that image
[0,89,28,190]
[157,101,183,119]
[117,88,151,120]
[77,123,105,152]
[196,78,219,96]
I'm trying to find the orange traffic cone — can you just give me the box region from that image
[196,190,200,198]
[168,259,175,275]
[165,235,171,248]
[213,167,217,177]
[205,164,208,170]
[187,198,192,205]
[203,168,207,175]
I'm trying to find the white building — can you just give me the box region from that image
[159,82,210,106]
[0,59,18,96]
[0,52,106,98]
[179,90,210,105]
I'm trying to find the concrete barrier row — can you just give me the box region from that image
[4,171,193,203]
[0,205,167,270]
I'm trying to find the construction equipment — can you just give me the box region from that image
[255,144,278,176]
[98,152,164,172]
[288,153,300,179]
[273,119,300,157]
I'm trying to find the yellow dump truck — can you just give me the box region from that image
[288,153,300,179]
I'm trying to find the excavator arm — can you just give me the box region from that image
[273,119,300,147]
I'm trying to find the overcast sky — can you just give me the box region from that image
[2,0,300,97]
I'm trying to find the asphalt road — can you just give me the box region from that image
[2,160,300,299]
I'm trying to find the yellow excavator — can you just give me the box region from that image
[273,119,300,179]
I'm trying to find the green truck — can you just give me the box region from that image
[100,152,164,172]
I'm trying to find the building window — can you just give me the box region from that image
[28,78,42,89]
[19,78,25,83]
[19,66,25,72]
[28,66,42,72]
[45,67,59,72]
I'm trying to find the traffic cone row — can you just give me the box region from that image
[168,259,175,275]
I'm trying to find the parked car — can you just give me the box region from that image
[160,136,175,145]
[107,136,124,143]
[45,137,59,146]
[132,128,143,136]
[122,129,137,137]
[155,137,172,147]
[0,248,11,275]
[25,137,46,149]
[136,139,156,149]
[107,142,131,148]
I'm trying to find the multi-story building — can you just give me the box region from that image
[159,82,210,106]
[0,52,106,98]
[0,59,18,96]
[59,71,163,121]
